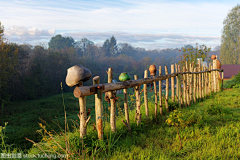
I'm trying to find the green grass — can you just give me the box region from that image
[1,83,240,159]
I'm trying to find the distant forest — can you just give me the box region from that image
[0,34,220,103]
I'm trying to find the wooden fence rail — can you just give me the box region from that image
[71,60,223,138]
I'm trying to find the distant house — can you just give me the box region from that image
[220,65,240,80]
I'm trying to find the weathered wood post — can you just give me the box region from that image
[93,76,103,140]
[107,68,116,132]
[193,68,196,103]
[178,65,183,107]
[213,60,217,93]
[201,66,204,99]
[175,63,178,101]
[185,62,190,106]
[159,66,163,115]
[134,75,141,125]
[183,67,187,107]
[149,65,158,118]
[204,67,207,97]
[165,66,169,112]
[171,65,175,103]
[123,87,131,132]
[144,70,149,117]
[189,63,193,104]
[222,71,224,91]
[65,65,92,138]
[198,68,202,99]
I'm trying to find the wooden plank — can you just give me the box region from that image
[213,60,217,93]
[74,73,178,97]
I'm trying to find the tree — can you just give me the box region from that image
[74,38,94,56]
[109,36,118,55]
[220,4,240,64]
[48,34,75,50]
[179,43,211,67]
[0,22,19,104]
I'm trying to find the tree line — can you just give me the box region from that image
[0,22,220,106]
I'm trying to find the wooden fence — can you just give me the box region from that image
[72,59,223,139]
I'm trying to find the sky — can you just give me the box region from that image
[0,0,239,49]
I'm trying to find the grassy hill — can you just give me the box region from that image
[1,81,240,159]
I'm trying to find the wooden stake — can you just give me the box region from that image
[153,79,158,119]
[178,65,183,107]
[93,76,103,140]
[165,66,169,112]
[222,71,224,91]
[213,60,217,93]
[171,65,175,103]
[159,66,163,115]
[134,75,141,126]
[183,67,187,107]
[193,68,196,103]
[77,82,90,138]
[144,70,149,117]
[123,88,131,132]
[202,66,204,99]
[185,62,190,106]
[107,68,116,132]
[175,63,178,101]
[189,63,193,104]
[198,67,202,99]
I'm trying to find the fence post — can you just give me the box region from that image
[159,66,163,115]
[213,60,217,93]
[183,67,187,107]
[178,65,183,107]
[134,75,141,125]
[204,67,207,97]
[189,63,193,104]
[144,70,149,118]
[171,65,175,103]
[107,68,116,132]
[222,71,224,91]
[77,82,90,138]
[165,66,169,112]
[153,77,158,119]
[198,67,202,99]
[185,62,190,106]
[193,68,196,103]
[93,76,103,140]
[123,88,131,132]
[201,66,204,99]
[175,63,178,101]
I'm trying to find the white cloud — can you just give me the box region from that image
[4,26,55,36]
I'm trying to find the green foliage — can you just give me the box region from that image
[0,23,19,104]
[179,43,211,67]
[220,4,240,64]
[48,34,75,50]
[223,71,240,88]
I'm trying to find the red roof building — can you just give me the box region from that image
[220,65,240,79]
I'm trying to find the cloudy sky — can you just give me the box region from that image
[0,0,239,49]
